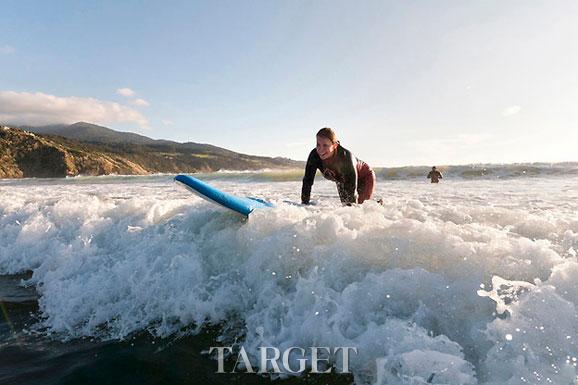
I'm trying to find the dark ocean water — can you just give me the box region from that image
[0,274,352,385]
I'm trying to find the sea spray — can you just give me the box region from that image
[1,175,577,384]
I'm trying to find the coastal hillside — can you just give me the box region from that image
[0,124,302,178]
[21,122,158,145]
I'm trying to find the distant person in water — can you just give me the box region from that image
[301,127,376,205]
[427,166,443,183]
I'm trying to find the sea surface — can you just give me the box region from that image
[1,168,578,385]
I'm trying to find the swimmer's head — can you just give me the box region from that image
[316,127,339,160]
[316,127,338,144]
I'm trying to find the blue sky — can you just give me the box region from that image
[1,0,578,166]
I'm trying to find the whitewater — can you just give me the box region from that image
[1,172,578,385]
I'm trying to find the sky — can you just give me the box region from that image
[1,0,578,166]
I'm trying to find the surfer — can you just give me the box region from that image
[301,127,376,205]
[427,166,443,183]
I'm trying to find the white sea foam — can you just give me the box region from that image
[1,176,577,384]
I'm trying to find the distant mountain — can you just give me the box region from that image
[1,123,303,178]
[23,122,161,145]
[23,122,286,159]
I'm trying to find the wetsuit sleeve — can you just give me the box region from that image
[301,150,320,204]
[337,149,358,205]
[438,172,443,179]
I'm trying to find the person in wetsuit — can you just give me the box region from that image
[301,127,376,205]
[427,166,443,183]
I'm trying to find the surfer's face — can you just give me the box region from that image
[316,136,337,160]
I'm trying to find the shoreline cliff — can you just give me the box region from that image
[0,124,302,178]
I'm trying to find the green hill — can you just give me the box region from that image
[1,123,303,178]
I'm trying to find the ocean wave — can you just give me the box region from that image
[1,178,577,384]
[2,162,578,185]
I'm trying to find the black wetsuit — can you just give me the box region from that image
[427,170,443,183]
[301,145,374,205]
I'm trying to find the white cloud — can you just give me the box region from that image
[116,88,150,108]
[0,91,148,127]
[130,98,150,107]
[162,119,174,126]
[116,88,135,97]
[0,45,15,55]
[502,105,522,117]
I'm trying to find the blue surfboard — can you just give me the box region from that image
[174,174,274,216]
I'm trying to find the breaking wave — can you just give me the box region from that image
[1,175,577,384]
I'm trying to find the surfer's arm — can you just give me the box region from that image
[301,150,320,204]
[338,149,358,205]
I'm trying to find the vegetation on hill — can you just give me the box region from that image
[0,124,302,178]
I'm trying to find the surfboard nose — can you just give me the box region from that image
[174,174,273,216]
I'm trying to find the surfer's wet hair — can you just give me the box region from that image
[316,127,338,144]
